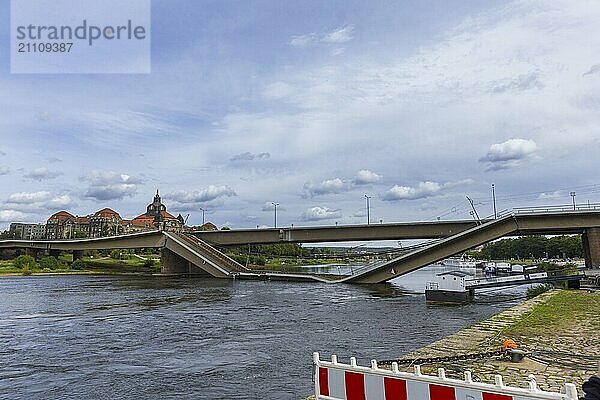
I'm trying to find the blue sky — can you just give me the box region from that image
[1,0,599,229]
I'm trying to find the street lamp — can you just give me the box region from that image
[271,202,279,228]
[491,183,497,219]
[570,192,576,210]
[199,208,206,225]
[364,194,372,225]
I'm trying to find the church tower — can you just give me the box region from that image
[146,189,167,222]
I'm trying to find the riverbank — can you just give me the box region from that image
[0,256,159,276]
[305,289,598,399]
[397,289,599,394]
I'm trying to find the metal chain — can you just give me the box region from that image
[377,350,505,366]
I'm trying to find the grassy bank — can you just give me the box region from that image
[0,256,159,276]
[397,289,599,393]
[502,290,600,337]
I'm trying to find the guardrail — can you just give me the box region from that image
[512,203,600,214]
[313,352,578,400]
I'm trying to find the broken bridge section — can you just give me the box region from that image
[161,232,249,277]
[342,211,600,284]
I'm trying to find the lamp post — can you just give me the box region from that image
[272,202,279,228]
[199,208,206,225]
[491,183,497,219]
[364,194,371,225]
[570,192,576,210]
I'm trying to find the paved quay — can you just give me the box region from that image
[395,289,600,396]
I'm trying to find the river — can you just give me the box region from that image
[0,266,528,399]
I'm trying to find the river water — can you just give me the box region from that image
[0,266,527,399]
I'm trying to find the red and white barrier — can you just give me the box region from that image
[313,353,578,400]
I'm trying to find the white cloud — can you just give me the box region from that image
[24,167,62,181]
[353,170,382,185]
[7,191,52,204]
[81,171,141,201]
[538,191,562,200]
[303,170,384,197]
[480,139,539,171]
[289,33,317,47]
[322,25,354,44]
[0,166,9,175]
[382,180,473,201]
[289,25,354,47]
[491,72,544,93]
[303,178,350,197]
[382,181,442,201]
[230,152,271,162]
[299,206,342,221]
[47,195,73,209]
[5,191,74,212]
[167,185,237,203]
[0,210,28,222]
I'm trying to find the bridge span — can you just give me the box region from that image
[0,210,599,283]
[190,220,483,245]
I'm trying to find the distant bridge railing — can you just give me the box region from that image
[480,204,600,220]
[512,203,600,214]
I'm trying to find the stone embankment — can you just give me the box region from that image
[305,289,599,399]
[397,289,599,394]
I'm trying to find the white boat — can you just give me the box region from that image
[441,254,478,268]
[484,261,512,273]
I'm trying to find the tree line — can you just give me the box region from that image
[475,235,583,260]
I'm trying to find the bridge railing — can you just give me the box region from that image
[172,233,247,272]
[512,203,600,214]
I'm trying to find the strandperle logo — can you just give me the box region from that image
[15,20,147,46]
[11,0,151,74]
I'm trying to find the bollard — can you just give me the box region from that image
[438,368,446,380]
[494,375,504,387]
[529,374,538,392]
[464,371,473,384]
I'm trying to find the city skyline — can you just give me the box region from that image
[1,0,599,230]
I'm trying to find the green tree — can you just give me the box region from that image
[13,255,37,270]
[478,235,583,260]
[0,230,16,239]
[73,230,88,238]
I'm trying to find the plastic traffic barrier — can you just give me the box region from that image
[313,353,579,400]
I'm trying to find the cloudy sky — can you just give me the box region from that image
[1,0,599,230]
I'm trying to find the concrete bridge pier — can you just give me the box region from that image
[25,248,40,260]
[160,248,193,275]
[72,250,84,262]
[49,249,61,259]
[583,228,600,269]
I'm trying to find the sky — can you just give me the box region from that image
[1,0,599,230]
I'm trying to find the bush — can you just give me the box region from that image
[110,250,129,260]
[253,255,266,266]
[71,259,86,270]
[13,255,37,270]
[39,256,62,270]
[143,259,154,268]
